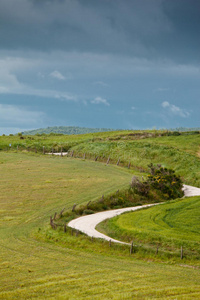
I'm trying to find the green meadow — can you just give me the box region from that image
[0,131,200,299]
[1,130,200,186]
[97,196,200,263]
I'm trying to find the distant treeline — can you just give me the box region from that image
[22,126,117,136]
[21,126,200,136]
[169,127,200,132]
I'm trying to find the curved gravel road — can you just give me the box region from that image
[68,184,200,245]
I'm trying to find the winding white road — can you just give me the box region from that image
[68,184,200,245]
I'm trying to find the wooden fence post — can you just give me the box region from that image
[95,156,98,161]
[43,146,45,154]
[83,153,86,159]
[156,245,159,255]
[64,223,67,233]
[130,241,133,254]
[128,162,131,169]
[107,157,110,165]
[181,246,183,259]
[71,150,74,157]
[50,216,55,229]
[72,203,76,212]
[61,147,63,157]
[59,208,65,218]
[87,201,91,209]
[117,158,120,166]
[53,212,57,221]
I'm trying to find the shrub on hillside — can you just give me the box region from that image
[60,165,184,221]
[131,163,183,200]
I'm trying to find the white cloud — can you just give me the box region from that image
[91,96,110,106]
[161,101,190,118]
[50,70,66,80]
[0,104,45,125]
[162,101,170,108]
[0,56,76,101]
[131,106,136,110]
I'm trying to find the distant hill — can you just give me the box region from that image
[22,126,116,135]
[21,126,200,136]
[169,127,200,132]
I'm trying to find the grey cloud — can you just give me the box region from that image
[0,0,199,63]
[0,104,45,125]
[0,51,199,103]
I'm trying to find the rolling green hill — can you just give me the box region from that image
[0,152,200,299]
[1,129,199,186]
[21,126,200,135]
[97,196,200,261]
[22,126,116,135]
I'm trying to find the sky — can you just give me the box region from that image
[0,0,199,134]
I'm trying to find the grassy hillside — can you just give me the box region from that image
[22,126,115,135]
[97,196,200,261]
[0,152,200,299]
[1,130,200,186]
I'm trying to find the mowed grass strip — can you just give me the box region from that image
[98,196,200,260]
[0,152,200,299]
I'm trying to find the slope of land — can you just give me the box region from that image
[68,185,200,245]
[97,195,200,262]
[1,130,200,186]
[22,126,116,135]
[0,152,200,299]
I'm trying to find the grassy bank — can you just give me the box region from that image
[0,152,200,298]
[1,130,200,186]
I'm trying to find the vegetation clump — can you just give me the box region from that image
[61,164,183,220]
[131,163,184,200]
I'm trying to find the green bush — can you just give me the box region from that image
[131,164,183,200]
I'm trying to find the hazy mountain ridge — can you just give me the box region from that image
[169,127,200,132]
[22,126,116,135]
[22,126,200,136]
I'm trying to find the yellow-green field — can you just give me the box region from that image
[1,131,200,186]
[97,196,200,263]
[0,151,200,299]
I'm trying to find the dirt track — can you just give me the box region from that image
[68,185,200,244]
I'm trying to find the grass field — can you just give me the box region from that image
[0,151,200,299]
[1,130,200,186]
[97,197,200,263]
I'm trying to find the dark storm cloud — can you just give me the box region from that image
[0,0,199,63]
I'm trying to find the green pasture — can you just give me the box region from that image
[97,196,200,262]
[1,130,200,186]
[0,151,200,299]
